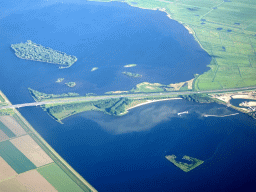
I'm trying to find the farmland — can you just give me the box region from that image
[38,163,85,192]
[0,170,58,191]
[90,0,256,91]
[0,121,15,138]
[0,157,17,181]
[10,135,54,167]
[0,116,26,136]
[0,90,97,191]
[0,141,36,174]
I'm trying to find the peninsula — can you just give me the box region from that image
[11,40,77,69]
[165,155,204,172]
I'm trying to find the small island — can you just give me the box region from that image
[165,155,204,172]
[91,67,98,71]
[11,40,77,69]
[65,82,76,88]
[122,72,142,78]
[56,78,64,83]
[124,64,137,68]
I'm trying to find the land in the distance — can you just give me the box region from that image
[165,155,204,172]
[65,82,76,88]
[56,78,64,83]
[122,72,142,78]
[124,64,136,68]
[89,0,256,91]
[91,67,98,71]
[11,40,77,69]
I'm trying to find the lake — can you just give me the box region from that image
[1,0,256,191]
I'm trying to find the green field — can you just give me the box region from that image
[37,163,84,192]
[90,0,256,91]
[0,121,16,138]
[0,141,36,174]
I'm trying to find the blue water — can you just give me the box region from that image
[1,0,256,191]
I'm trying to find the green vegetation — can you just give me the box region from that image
[65,82,76,88]
[0,109,15,116]
[29,88,79,102]
[122,71,142,78]
[0,95,5,102]
[43,97,132,122]
[37,163,84,192]
[91,0,256,90]
[124,64,137,68]
[56,78,64,83]
[165,155,204,172]
[0,121,16,138]
[11,40,77,69]
[91,67,98,71]
[181,94,215,103]
[0,141,36,174]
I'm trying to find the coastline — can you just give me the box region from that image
[127,98,182,111]
[0,90,97,192]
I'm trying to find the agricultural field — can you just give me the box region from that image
[0,91,97,191]
[91,0,256,91]
[0,170,57,192]
[10,135,53,167]
[0,156,18,181]
[0,116,26,136]
[37,163,84,192]
[0,121,16,138]
[0,141,36,174]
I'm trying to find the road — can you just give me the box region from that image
[1,86,256,110]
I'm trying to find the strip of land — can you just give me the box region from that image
[0,90,97,192]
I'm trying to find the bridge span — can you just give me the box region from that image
[1,86,256,110]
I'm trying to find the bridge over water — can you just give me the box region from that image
[1,86,256,110]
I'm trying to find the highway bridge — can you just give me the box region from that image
[1,86,256,110]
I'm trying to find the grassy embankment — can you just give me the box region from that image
[90,0,256,91]
[0,91,97,192]
[165,155,204,172]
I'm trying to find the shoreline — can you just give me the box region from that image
[0,90,97,192]
[127,98,182,111]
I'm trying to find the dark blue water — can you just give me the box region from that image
[1,0,256,191]
[20,100,256,192]
[0,0,210,103]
